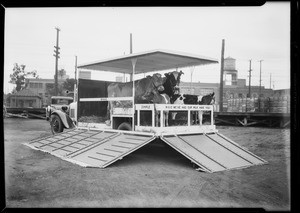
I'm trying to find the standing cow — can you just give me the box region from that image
[152,90,171,127]
[106,73,167,121]
[161,70,184,99]
[171,92,215,125]
[107,73,166,103]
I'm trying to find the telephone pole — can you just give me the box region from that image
[53,27,61,96]
[130,33,133,54]
[74,55,77,85]
[219,39,225,112]
[248,60,252,98]
[130,33,133,81]
[259,60,263,96]
[258,60,263,111]
[269,73,272,89]
[246,60,252,112]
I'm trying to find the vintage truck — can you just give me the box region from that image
[30,49,266,172]
[46,95,74,134]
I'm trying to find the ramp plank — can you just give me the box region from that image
[179,135,251,169]
[161,132,267,172]
[207,133,266,165]
[24,129,155,168]
[69,133,155,168]
[161,135,225,172]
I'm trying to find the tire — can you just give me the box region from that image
[50,114,64,134]
[117,122,132,131]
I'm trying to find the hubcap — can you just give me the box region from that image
[52,119,59,132]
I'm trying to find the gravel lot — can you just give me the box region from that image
[4,118,290,210]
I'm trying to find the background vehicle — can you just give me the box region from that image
[46,96,74,134]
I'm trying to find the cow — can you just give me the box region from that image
[171,92,215,106]
[171,92,215,125]
[106,73,167,122]
[195,92,215,125]
[107,73,166,103]
[161,70,184,99]
[171,94,185,120]
[198,92,215,105]
[152,89,171,127]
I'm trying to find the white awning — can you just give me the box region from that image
[77,49,218,74]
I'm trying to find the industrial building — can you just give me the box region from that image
[179,57,277,111]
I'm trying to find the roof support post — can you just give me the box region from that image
[131,58,137,130]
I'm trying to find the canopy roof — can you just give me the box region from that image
[77,49,218,74]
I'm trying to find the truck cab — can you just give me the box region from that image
[46,96,73,120]
[46,96,75,134]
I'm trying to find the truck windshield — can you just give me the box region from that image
[52,99,73,105]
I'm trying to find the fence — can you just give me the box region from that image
[224,96,290,113]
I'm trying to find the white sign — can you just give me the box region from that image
[80,97,133,102]
[156,104,213,111]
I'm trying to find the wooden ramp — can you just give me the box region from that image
[24,129,155,168]
[24,128,266,172]
[160,132,267,173]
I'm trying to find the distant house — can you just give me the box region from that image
[7,89,42,108]
[25,71,71,106]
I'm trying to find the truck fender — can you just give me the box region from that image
[51,110,75,129]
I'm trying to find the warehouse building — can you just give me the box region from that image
[179,57,278,111]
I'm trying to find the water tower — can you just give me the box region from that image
[224,57,238,86]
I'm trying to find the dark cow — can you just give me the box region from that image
[198,92,215,105]
[161,70,184,98]
[107,73,166,120]
[107,73,166,103]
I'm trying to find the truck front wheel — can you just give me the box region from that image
[51,114,64,134]
[117,122,132,131]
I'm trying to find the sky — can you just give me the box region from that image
[4,2,290,93]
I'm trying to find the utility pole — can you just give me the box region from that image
[219,39,225,112]
[53,27,61,96]
[248,59,252,98]
[74,55,77,85]
[74,55,78,101]
[259,60,263,96]
[130,33,133,54]
[269,73,272,89]
[258,60,263,112]
[246,60,252,112]
[130,33,133,81]
[190,66,195,94]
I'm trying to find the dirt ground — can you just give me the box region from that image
[4,118,290,210]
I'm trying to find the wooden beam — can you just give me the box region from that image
[27,113,46,119]
[283,120,290,128]
[214,117,236,125]
[237,118,247,126]
[6,113,28,118]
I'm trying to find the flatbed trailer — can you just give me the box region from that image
[24,49,267,172]
[214,111,290,128]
